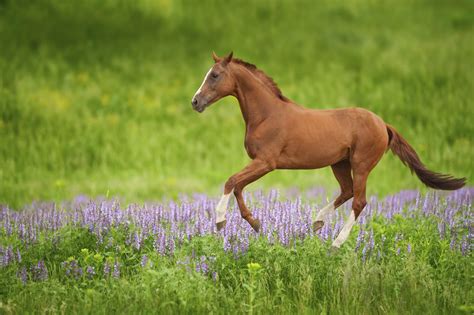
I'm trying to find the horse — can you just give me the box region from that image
[191,52,466,248]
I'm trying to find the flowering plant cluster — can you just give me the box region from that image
[0,187,471,284]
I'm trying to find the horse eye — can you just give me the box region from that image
[211,72,219,79]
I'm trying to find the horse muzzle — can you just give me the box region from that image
[191,96,207,113]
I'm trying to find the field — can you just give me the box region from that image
[0,0,473,314]
[1,188,472,313]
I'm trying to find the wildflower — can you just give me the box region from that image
[93,253,103,263]
[361,244,368,262]
[86,266,95,278]
[355,230,365,252]
[247,262,262,271]
[438,222,446,239]
[450,237,456,250]
[17,266,28,284]
[460,237,469,256]
[33,260,48,281]
[199,262,209,275]
[113,260,120,278]
[140,255,149,268]
[133,232,141,250]
[104,262,111,275]
[16,249,22,263]
[407,243,412,253]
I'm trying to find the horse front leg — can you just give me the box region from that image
[215,158,274,232]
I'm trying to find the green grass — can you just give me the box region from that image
[0,203,472,314]
[1,0,473,208]
[2,238,471,314]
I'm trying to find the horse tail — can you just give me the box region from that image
[386,124,466,190]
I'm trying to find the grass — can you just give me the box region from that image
[0,188,472,314]
[0,0,472,209]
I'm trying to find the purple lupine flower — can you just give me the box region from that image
[450,237,456,250]
[438,222,446,239]
[113,260,120,278]
[4,246,14,266]
[17,266,28,284]
[369,230,375,252]
[355,230,365,252]
[361,244,368,263]
[198,256,209,274]
[141,255,149,268]
[64,259,82,278]
[86,266,95,278]
[0,187,471,265]
[133,232,141,250]
[396,247,401,256]
[407,243,412,253]
[460,237,469,256]
[33,260,48,281]
[104,262,111,275]
[16,249,22,263]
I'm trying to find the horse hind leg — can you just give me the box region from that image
[313,159,353,232]
[332,144,387,248]
[331,135,387,247]
[332,170,368,248]
[215,191,233,230]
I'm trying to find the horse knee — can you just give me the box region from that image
[224,177,236,194]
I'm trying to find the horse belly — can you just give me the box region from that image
[277,139,350,169]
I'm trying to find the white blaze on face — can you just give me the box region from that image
[215,190,233,223]
[193,67,213,99]
[332,211,357,248]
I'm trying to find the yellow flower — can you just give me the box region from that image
[93,253,103,262]
[247,262,262,271]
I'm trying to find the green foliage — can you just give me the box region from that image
[0,0,472,208]
[0,215,472,314]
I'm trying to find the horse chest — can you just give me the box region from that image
[244,138,259,159]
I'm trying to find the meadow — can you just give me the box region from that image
[1,0,472,208]
[0,0,473,313]
[1,188,472,314]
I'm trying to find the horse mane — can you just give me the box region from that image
[231,58,290,102]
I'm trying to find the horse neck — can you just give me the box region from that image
[231,65,284,126]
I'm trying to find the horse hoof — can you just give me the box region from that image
[250,219,261,233]
[216,220,226,231]
[313,220,324,232]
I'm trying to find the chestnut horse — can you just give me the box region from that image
[191,52,466,248]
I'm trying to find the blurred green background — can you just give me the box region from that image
[0,0,472,209]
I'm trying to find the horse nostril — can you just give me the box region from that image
[192,98,198,107]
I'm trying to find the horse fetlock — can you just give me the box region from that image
[247,218,261,232]
[216,220,227,231]
[313,220,324,232]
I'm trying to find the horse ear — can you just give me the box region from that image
[222,51,233,65]
[212,51,220,63]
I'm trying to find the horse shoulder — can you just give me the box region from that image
[244,116,286,159]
